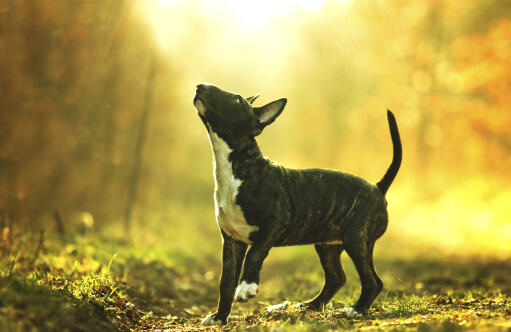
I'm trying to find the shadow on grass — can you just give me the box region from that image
[116,257,219,316]
[0,276,116,331]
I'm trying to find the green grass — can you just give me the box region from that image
[1,224,510,331]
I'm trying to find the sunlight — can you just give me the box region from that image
[134,0,511,257]
[145,0,348,36]
[223,0,327,30]
[155,0,179,5]
[139,0,354,54]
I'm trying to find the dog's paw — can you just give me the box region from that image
[299,301,326,311]
[235,281,258,302]
[342,307,362,317]
[201,313,225,325]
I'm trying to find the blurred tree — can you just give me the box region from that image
[0,1,176,230]
[1,0,510,237]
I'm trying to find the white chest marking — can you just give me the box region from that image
[207,128,259,244]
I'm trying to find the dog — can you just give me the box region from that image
[193,83,402,325]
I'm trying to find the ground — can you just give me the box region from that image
[1,224,510,331]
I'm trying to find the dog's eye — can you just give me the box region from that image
[234,97,241,104]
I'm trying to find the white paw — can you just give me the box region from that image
[235,281,258,302]
[201,314,223,325]
[342,307,362,317]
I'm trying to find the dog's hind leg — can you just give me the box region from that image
[304,244,345,310]
[343,238,382,315]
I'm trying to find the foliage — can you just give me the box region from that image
[1,226,510,331]
[0,0,177,226]
[1,1,510,255]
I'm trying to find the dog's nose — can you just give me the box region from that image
[196,83,212,93]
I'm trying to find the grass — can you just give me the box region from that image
[1,223,510,331]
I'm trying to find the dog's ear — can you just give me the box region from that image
[254,98,287,126]
[246,93,260,104]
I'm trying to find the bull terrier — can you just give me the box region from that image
[193,84,402,325]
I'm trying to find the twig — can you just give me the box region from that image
[54,210,65,234]
[31,229,45,265]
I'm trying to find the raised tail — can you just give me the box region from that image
[376,110,402,195]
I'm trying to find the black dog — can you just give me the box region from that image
[193,84,402,325]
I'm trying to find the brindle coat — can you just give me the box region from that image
[193,84,402,325]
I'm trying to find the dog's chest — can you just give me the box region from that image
[208,130,259,244]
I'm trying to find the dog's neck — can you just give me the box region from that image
[228,136,263,163]
[207,128,263,184]
[210,128,262,165]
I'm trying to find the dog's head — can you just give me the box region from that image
[193,83,287,138]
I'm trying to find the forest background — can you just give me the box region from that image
[1,0,510,330]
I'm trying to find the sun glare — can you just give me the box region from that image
[146,0,350,34]
[139,0,354,54]
[223,0,327,30]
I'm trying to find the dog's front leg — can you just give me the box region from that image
[202,232,247,325]
[235,235,275,302]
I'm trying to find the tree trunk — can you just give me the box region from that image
[124,52,157,232]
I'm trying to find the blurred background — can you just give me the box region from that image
[1,0,510,256]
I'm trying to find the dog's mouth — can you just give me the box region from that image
[193,86,201,105]
[193,91,207,116]
[194,84,219,118]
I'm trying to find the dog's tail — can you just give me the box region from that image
[376,110,402,195]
